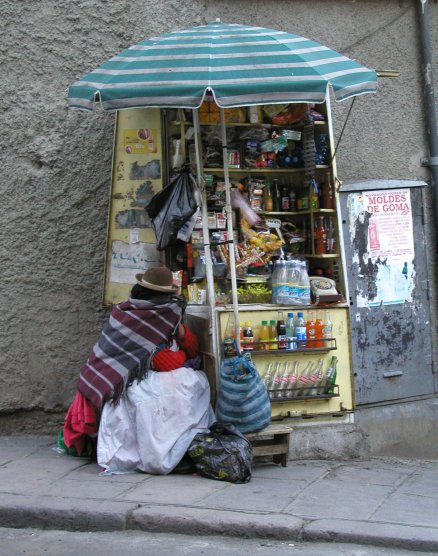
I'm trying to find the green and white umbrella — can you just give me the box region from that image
[68,20,377,111]
[68,19,377,352]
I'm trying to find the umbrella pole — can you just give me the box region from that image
[192,109,219,365]
[220,108,241,352]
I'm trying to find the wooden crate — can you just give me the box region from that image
[245,424,293,467]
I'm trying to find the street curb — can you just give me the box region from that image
[2,497,438,552]
[302,518,438,553]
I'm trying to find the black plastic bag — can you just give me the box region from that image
[187,422,253,483]
[145,168,198,251]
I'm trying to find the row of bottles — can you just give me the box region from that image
[262,171,335,213]
[223,310,333,354]
[271,257,311,305]
[263,356,338,399]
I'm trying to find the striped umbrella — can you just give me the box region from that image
[67,20,377,353]
[68,20,377,111]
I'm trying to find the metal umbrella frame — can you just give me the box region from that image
[68,19,378,353]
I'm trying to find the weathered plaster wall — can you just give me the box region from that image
[1,0,436,434]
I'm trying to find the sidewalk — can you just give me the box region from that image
[1,435,438,551]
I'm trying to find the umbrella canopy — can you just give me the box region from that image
[68,20,377,111]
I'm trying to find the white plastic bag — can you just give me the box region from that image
[97,368,215,474]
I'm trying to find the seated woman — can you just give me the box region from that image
[63,266,215,473]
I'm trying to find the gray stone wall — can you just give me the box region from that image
[1,0,436,433]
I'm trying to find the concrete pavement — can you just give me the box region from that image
[1,435,438,551]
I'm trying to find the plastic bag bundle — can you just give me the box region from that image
[146,168,198,250]
[188,422,252,483]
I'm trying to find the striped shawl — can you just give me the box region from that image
[77,296,184,410]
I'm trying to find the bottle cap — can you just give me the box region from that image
[261,320,268,325]
[297,312,303,317]
[270,319,276,324]
[288,313,294,317]
[244,321,251,326]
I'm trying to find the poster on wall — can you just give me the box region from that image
[104,109,163,305]
[349,188,415,307]
[109,240,162,284]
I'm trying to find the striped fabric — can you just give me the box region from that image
[77,297,183,410]
[68,20,377,111]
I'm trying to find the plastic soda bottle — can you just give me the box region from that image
[242,321,254,351]
[306,310,317,348]
[286,312,296,350]
[314,310,325,348]
[277,312,287,349]
[259,320,269,351]
[295,312,307,348]
[323,310,333,348]
[268,319,278,350]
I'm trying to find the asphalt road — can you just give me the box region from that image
[0,528,436,556]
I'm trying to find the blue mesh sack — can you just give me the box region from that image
[216,347,271,434]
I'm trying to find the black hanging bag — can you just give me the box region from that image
[146,167,198,251]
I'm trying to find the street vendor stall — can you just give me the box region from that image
[68,19,378,422]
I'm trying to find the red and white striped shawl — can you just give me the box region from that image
[77,297,184,410]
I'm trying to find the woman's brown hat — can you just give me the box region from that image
[135,266,178,292]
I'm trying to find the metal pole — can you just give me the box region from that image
[192,109,219,364]
[418,0,438,241]
[220,107,241,352]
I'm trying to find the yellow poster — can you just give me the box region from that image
[123,128,158,155]
[104,108,164,305]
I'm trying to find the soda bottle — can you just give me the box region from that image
[295,312,307,348]
[277,313,287,349]
[264,181,273,211]
[322,169,335,209]
[273,179,280,211]
[306,310,316,348]
[271,362,283,398]
[315,216,326,255]
[310,179,319,209]
[314,310,325,348]
[277,362,290,398]
[323,310,333,348]
[263,362,274,389]
[281,186,290,211]
[326,216,335,253]
[289,189,297,211]
[223,313,236,356]
[286,259,299,304]
[297,361,313,396]
[259,320,269,351]
[287,361,299,398]
[308,358,324,396]
[268,319,278,350]
[324,356,338,394]
[242,321,254,351]
[286,312,296,350]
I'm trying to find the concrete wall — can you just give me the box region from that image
[1,1,437,445]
